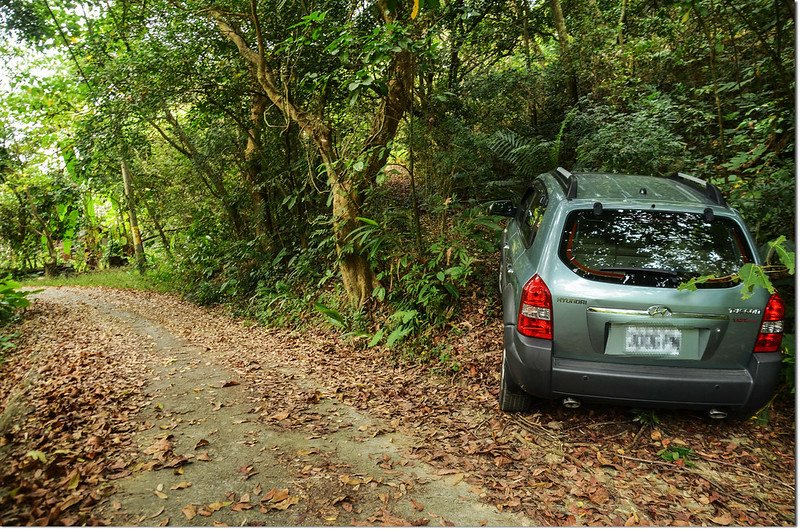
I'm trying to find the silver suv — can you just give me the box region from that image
[491,168,784,418]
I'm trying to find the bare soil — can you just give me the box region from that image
[0,286,795,526]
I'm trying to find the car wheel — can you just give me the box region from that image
[499,350,534,412]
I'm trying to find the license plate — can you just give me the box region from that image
[625,327,681,355]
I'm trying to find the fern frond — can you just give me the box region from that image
[489,130,554,178]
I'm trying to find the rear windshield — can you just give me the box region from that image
[559,209,753,288]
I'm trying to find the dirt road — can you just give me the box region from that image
[0,287,795,526]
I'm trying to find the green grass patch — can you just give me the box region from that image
[20,267,177,293]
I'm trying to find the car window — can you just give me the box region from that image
[517,183,548,247]
[559,209,753,288]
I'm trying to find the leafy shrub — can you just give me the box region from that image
[248,216,338,328]
[0,277,33,325]
[488,130,557,183]
[0,276,35,362]
[345,200,501,353]
[571,94,690,175]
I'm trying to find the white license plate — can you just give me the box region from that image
[625,327,681,355]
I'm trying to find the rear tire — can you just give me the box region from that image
[499,350,534,412]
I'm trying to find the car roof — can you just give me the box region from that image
[547,171,721,206]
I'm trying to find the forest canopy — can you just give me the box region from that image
[0,0,794,342]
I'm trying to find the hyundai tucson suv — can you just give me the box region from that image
[491,168,784,418]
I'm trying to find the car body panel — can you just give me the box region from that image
[497,169,781,414]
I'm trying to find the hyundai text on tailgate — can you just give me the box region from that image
[491,168,784,418]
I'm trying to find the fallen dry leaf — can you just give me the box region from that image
[711,512,734,526]
[270,496,299,511]
[181,505,197,521]
[208,501,232,512]
[266,488,289,503]
[271,410,290,421]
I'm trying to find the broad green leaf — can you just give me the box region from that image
[386,325,411,347]
[737,263,775,299]
[356,216,378,227]
[677,274,718,292]
[314,302,345,328]
[768,236,795,274]
[368,328,385,347]
[26,450,47,463]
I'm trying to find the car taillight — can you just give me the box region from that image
[518,274,553,340]
[754,293,785,353]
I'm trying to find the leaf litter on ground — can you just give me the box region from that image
[1,287,795,526]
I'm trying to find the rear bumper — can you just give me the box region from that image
[504,324,782,413]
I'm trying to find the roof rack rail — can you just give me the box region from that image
[552,167,578,200]
[667,172,728,207]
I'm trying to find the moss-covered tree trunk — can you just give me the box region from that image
[208,6,413,307]
[120,153,146,274]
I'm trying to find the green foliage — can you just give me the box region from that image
[314,302,346,329]
[632,409,661,427]
[0,276,35,362]
[657,445,695,466]
[571,95,690,175]
[488,130,556,181]
[0,276,33,325]
[347,198,499,352]
[0,0,794,368]
[678,236,794,299]
[766,236,795,274]
[21,267,173,292]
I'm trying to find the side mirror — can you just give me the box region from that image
[488,200,516,218]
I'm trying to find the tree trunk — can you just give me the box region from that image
[22,188,58,277]
[282,124,306,249]
[243,91,273,238]
[144,200,173,260]
[549,0,578,103]
[208,5,414,307]
[617,0,627,46]
[447,0,465,92]
[691,0,726,158]
[82,193,100,270]
[159,108,246,237]
[331,177,377,304]
[121,154,146,274]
